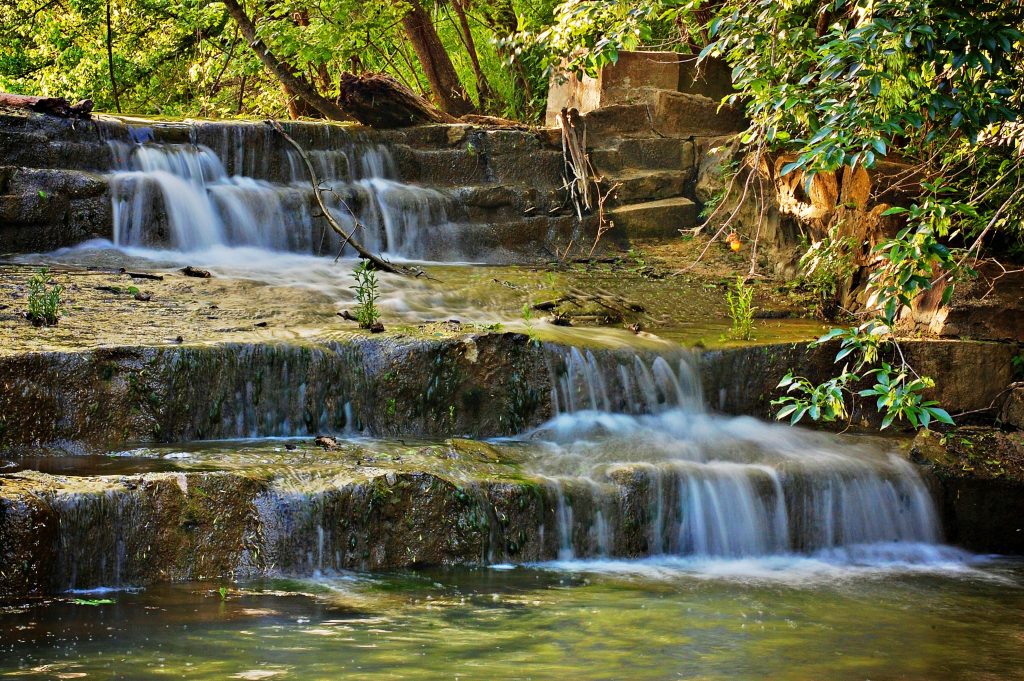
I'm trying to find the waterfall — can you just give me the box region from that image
[534,345,947,564]
[105,122,458,258]
[544,344,704,416]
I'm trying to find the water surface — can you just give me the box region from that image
[2,562,1022,680]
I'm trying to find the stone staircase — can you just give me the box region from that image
[571,80,746,242]
[0,80,744,258]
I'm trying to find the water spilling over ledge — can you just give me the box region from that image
[1,113,594,261]
[0,340,975,597]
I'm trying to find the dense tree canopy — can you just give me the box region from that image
[0,0,554,120]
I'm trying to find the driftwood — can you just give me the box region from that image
[338,72,454,128]
[0,93,93,119]
[267,119,421,277]
[557,107,594,217]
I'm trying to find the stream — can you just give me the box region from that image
[2,117,1022,679]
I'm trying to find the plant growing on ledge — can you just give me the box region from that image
[351,259,381,330]
[25,267,64,326]
[773,324,954,430]
[725,276,755,341]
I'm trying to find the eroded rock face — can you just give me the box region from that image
[0,450,709,596]
[0,466,557,597]
[911,427,1024,553]
[908,265,1024,343]
[0,334,1017,452]
[0,333,552,452]
[1001,386,1024,430]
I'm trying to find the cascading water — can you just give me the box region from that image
[528,345,950,565]
[105,123,457,258]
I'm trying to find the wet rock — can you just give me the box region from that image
[0,334,552,451]
[315,436,340,450]
[1000,385,1024,430]
[911,427,1024,553]
[181,266,212,278]
[701,339,1017,428]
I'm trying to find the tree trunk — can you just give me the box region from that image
[105,0,121,113]
[399,0,474,116]
[280,83,321,119]
[449,0,494,110]
[220,0,350,120]
[337,72,454,127]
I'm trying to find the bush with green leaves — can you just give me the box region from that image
[25,267,63,327]
[528,0,1023,430]
[773,324,954,430]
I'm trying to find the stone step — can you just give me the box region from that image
[583,91,745,139]
[608,197,699,239]
[601,169,691,205]
[590,138,696,174]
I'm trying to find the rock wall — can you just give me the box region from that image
[0,332,1016,453]
[912,428,1024,554]
[701,339,1018,427]
[0,333,552,452]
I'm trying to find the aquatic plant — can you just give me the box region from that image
[725,276,755,341]
[351,259,381,330]
[26,267,64,326]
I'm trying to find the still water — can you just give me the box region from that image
[2,561,1022,680]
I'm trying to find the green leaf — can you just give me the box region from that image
[73,598,114,606]
[780,160,803,176]
[776,403,798,419]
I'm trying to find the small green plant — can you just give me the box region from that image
[626,248,647,270]
[521,302,539,344]
[1012,352,1024,379]
[26,267,64,326]
[218,586,229,601]
[773,325,954,430]
[725,276,755,341]
[351,259,381,329]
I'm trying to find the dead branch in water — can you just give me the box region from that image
[267,119,424,278]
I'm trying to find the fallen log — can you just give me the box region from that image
[337,72,454,128]
[0,93,93,119]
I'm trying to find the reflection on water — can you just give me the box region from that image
[1,564,1022,681]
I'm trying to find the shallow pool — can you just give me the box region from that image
[2,559,1022,680]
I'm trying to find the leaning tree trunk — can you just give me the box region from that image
[220,0,350,121]
[399,0,474,116]
[450,0,494,110]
